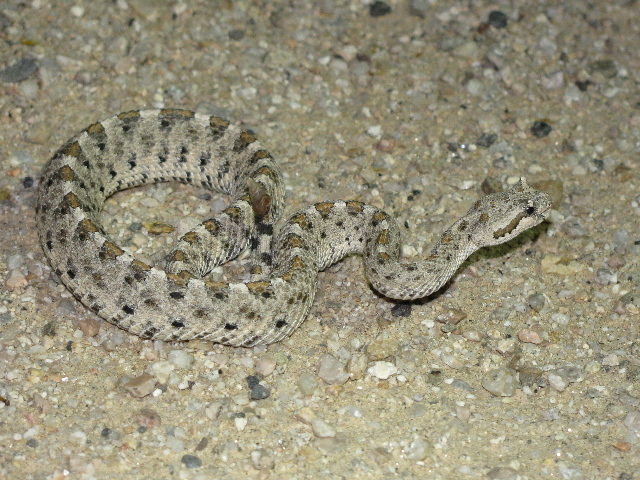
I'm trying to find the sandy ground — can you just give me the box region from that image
[1,1,639,479]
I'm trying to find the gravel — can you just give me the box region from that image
[481,368,519,397]
[2,0,639,478]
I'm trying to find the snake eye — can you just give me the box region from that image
[524,205,536,216]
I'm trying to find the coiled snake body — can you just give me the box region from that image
[36,109,551,347]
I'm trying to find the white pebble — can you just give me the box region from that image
[70,5,85,17]
[311,418,336,438]
[168,350,194,369]
[366,125,383,137]
[466,79,484,96]
[367,361,398,380]
[234,416,248,431]
[405,436,432,460]
[147,361,174,384]
[547,371,569,392]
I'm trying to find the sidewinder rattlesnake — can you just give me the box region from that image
[36,109,552,347]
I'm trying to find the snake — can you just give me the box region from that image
[35,109,552,347]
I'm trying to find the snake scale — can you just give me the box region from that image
[36,109,552,347]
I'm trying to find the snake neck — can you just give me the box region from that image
[365,217,478,301]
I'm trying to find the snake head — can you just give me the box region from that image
[467,178,552,248]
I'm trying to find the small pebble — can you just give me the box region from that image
[555,462,582,480]
[541,255,586,275]
[255,357,276,377]
[481,368,519,396]
[530,121,552,138]
[295,407,317,425]
[147,361,174,384]
[101,427,121,441]
[228,29,245,40]
[375,137,396,152]
[405,436,432,460]
[607,255,625,269]
[613,229,630,254]
[615,292,640,313]
[462,329,483,342]
[246,375,261,389]
[623,411,640,434]
[18,78,37,97]
[548,365,583,392]
[74,70,93,85]
[6,254,24,270]
[367,336,400,360]
[456,406,471,423]
[618,391,640,407]
[0,312,13,327]
[542,71,564,90]
[450,379,474,392]
[466,79,484,96]
[297,372,319,395]
[70,5,85,17]
[476,133,498,148]
[369,1,391,17]
[250,448,275,470]
[487,10,508,29]
[250,384,271,400]
[311,418,336,438]
[181,454,202,469]
[518,329,541,344]
[487,466,519,480]
[594,267,616,285]
[528,293,545,311]
[134,408,162,429]
[547,371,569,392]
[316,353,349,385]
[166,84,186,103]
[406,403,426,418]
[234,415,248,431]
[194,437,209,452]
[5,270,27,290]
[124,373,156,398]
[561,218,588,238]
[346,352,368,380]
[601,354,619,367]
[366,361,398,380]
[391,303,412,317]
[366,125,382,137]
[588,59,618,78]
[0,58,38,83]
[168,350,194,369]
[612,441,631,453]
[408,0,429,18]
[76,317,101,338]
[339,405,364,418]
[436,308,467,325]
